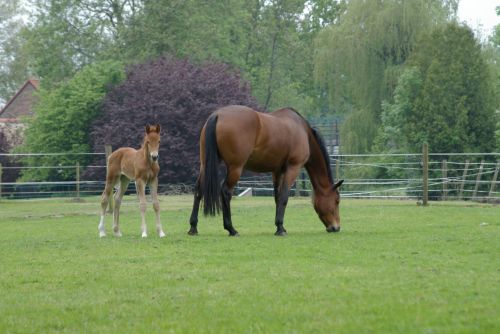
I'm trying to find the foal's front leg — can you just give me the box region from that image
[150,177,165,238]
[136,180,149,238]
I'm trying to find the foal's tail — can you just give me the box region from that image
[202,114,221,216]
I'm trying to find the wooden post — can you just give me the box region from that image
[472,160,484,201]
[459,159,469,200]
[422,143,428,206]
[442,159,447,201]
[76,162,80,200]
[105,145,113,213]
[0,163,2,200]
[488,160,499,200]
[335,158,340,181]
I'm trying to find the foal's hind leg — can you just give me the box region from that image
[188,175,202,235]
[221,166,242,236]
[99,172,120,237]
[112,175,130,237]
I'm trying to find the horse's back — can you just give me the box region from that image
[212,105,310,172]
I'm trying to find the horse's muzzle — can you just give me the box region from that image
[326,226,340,233]
[151,154,159,161]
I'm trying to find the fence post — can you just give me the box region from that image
[459,159,469,200]
[76,162,80,200]
[335,158,340,182]
[442,159,447,201]
[0,163,2,200]
[488,160,499,201]
[472,160,484,201]
[422,143,428,206]
[105,145,113,213]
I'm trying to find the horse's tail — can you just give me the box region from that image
[202,114,221,216]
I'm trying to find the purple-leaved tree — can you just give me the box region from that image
[86,56,260,184]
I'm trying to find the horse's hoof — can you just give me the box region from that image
[188,230,198,236]
[141,233,148,238]
[114,232,122,237]
[99,232,106,238]
[159,231,166,238]
[274,231,287,236]
[229,232,240,237]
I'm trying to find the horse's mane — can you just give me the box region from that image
[284,107,334,185]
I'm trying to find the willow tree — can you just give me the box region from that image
[314,0,457,153]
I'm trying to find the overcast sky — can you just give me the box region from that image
[457,0,499,38]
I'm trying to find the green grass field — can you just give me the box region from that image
[0,195,499,333]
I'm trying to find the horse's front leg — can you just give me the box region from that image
[188,175,202,235]
[274,166,301,236]
[150,177,165,238]
[136,180,148,238]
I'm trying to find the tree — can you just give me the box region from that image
[405,23,496,153]
[17,61,124,181]
[0,0,29,104]
[85,56,259,184]
[314,0,457,153]
[19,0,139,87]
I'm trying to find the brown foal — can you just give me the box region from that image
[98,124,165,238]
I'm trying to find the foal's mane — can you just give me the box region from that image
[285,107,334,185]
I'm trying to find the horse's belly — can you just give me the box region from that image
[245,150,286,172]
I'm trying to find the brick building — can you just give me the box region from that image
[0,79,39,146]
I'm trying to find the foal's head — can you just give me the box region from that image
[313,180,344,232]
[144,124,161,162]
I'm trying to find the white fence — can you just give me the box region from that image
[0,151,499,202]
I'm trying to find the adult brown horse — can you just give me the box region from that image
[98,124,166,238]
[188,105,343,236]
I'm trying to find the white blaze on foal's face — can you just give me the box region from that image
[145,124,161,162]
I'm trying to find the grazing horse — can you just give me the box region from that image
[188,105,344,236]
[98,124,166,238]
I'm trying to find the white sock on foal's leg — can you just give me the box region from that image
[98,216,106,237]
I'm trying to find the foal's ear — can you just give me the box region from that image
[333,179,344,190]
[155,124,161,134]
[145,124,151,134]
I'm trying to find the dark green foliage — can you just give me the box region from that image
[406,23,496,153]
[85,57,259,184]
[17,61,125,181]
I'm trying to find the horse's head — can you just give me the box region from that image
[313,179,344,232]
[145,124,161,162]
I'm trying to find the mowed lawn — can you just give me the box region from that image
[0,195,499,333]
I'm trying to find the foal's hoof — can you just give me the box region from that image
[274,230,288,236]
[228,231,240,237]
[188,228,198,236]
[159,231,166,238]
[99,231,106,238]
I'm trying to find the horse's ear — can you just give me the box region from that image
[333,179,344,190]
[156,124,161,134]
[145,124,151,134]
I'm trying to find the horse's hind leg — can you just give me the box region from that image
[221,166,242,236]
[112,175,130,237]
[150,177,165,238]
[188,175,202,235]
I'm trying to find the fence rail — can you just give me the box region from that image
[0,149,499,202]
